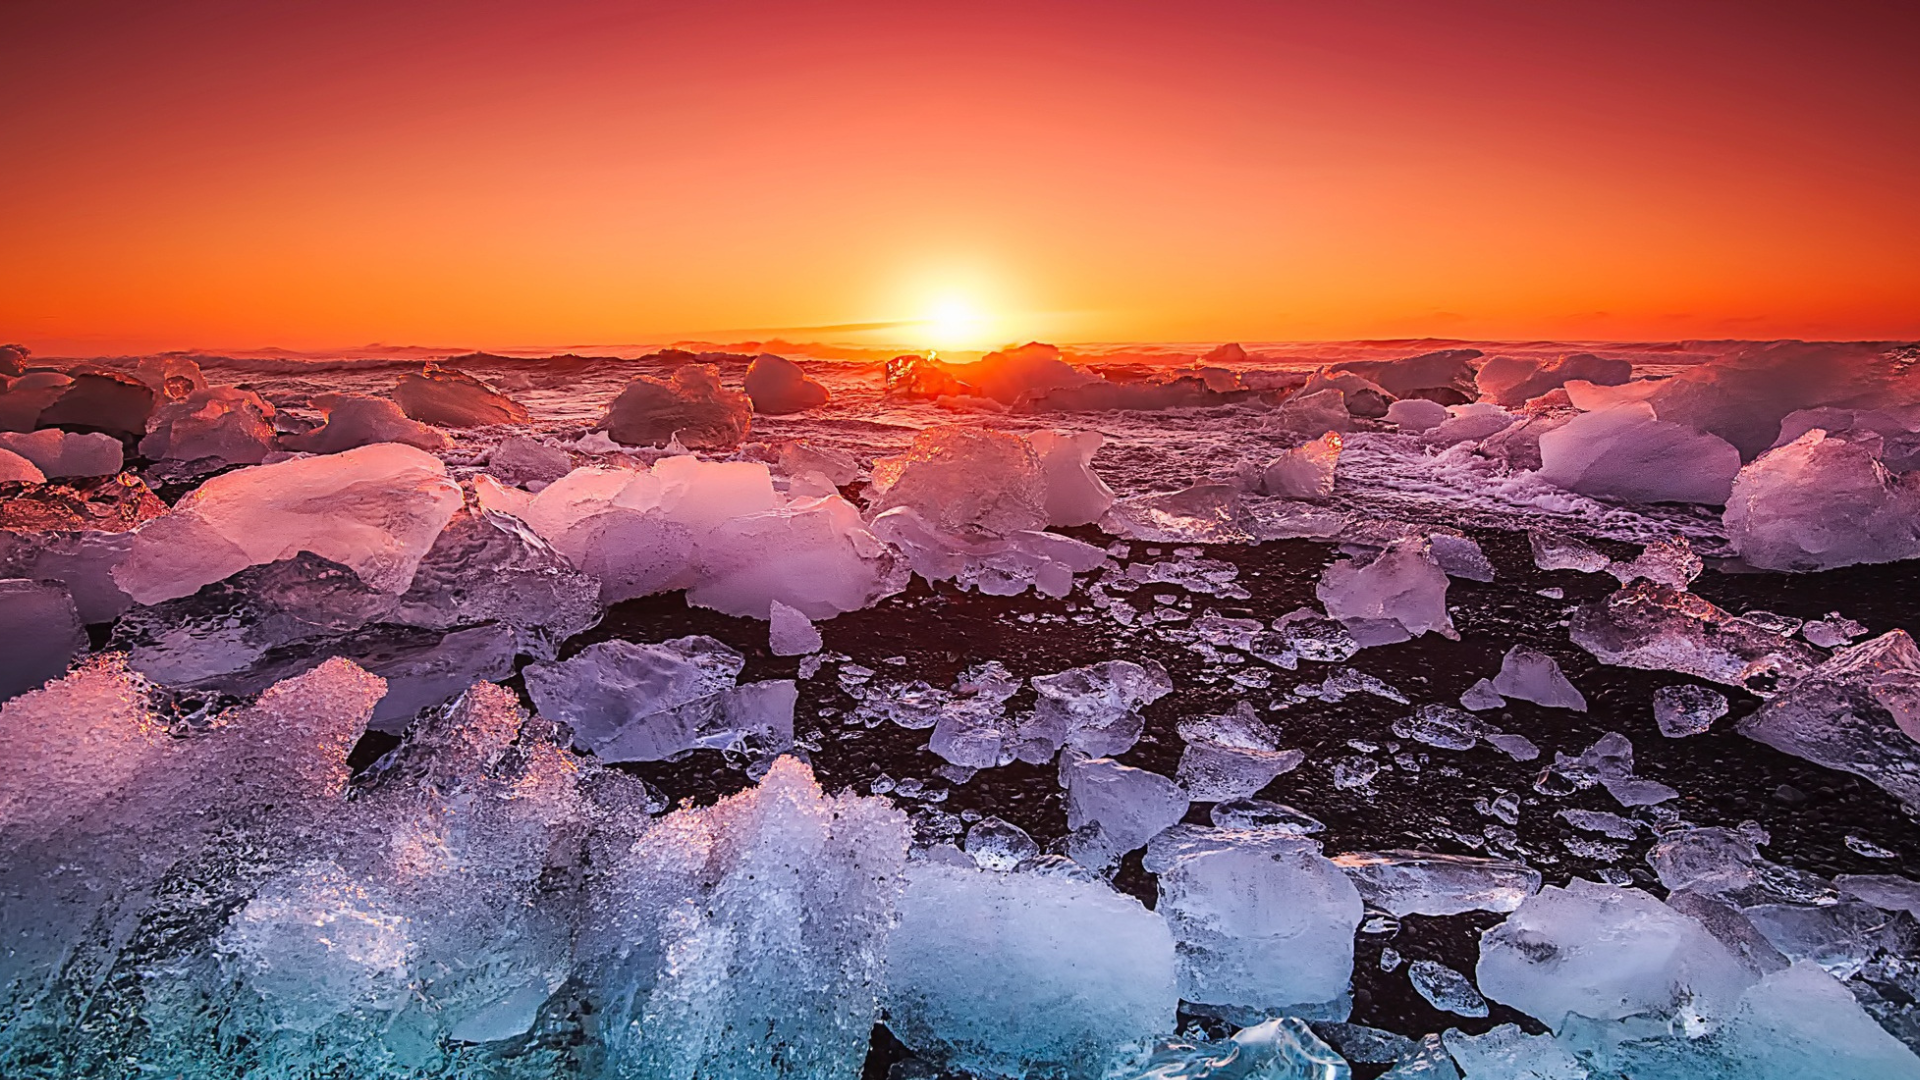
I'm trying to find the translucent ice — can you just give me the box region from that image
[743,353,831,414]
[1737,630,1920,809]
[595,363,752,449]
[1263,431,1342,501]
[1061,752,1190,867]
[1724,428,1920,571]
[964,817,1041,871]
[485,435,573,488]
[1333,349,1480,402]
[116,442,463,604]
[886,860,1177,1078]
[138,386,277,470]
[869,426,1049,535]
[1386,396,1450,432]
[392,507,603,639]
[392,365,529,427]
[768,598,822,655]
[1029,428,1117,526]
[1653,684,1730,737]
[1410,959,1490,1018]
[1315,538,1456,645]
[1422,403,1516,447]
[1606,536,1703,588]
[1177,701,1306,801]
[281,393,453,453]
[1528,529,1612,574]
[1647,827,1761,895]
[0,579,86,700]
[1490,647,1588,711]
[1569,582,1823,692]
[1145,825,1363,1014]
[1016,658,1173,761]
[34,369,155,438]
[1476,353,1632,407]
[0,447,42,483]
[1124,1018,1350,1080]
[1537,403,1743,505]
[1268,387,1355,440]
[0,429,122,479]
[872,505,1106,599]
[1333,851,1542,916]
[1301,367,1393,417]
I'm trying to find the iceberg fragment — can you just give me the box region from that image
[743,353,831,414]
[1724,428,1920,571]
[392,365,529,427]
[595,363,752,449]
[1490,646,1588,711]
[1537,403,1743,505]
[1315,538,1455,645]
[1737,630,1920,809]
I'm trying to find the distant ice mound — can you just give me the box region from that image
[392,365,529,427]
[1643,340,1920,461]
[743,353,831,414]
[1476,352,1632,406]
[1330,348,1481,403]
[595,363,752,449]
[282,393,453,453]
[885,342,1246,412]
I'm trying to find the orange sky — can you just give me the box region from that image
[3,0,1918,355]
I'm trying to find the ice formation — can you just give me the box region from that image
[1489,646,1588,711]
[1316,538,1456,645]
[1408,959,1489,1018]
[1570,582,1823,691]
[768,598,822,655]
[486,435,573,489]
[282,393,454,453]
[1176,701,1306,801]
[1263,431,1342,500]
[1654,683,1730,737]
[138,386,278,470]
[1028,428,1117,526]
[1386,396,1449,432]
[0,429,122,478]
[1145,825,1363,1015]
[742,353,831,414]
[1536,402,1743,505]
[869,426,1049,534]
[1128,1018,1350,1079]
[1332,349,1480,403]
[1061,752,1189,867]
[392,366,530,427]
[33,369,155,438]
[1332,851,1542,917]
[594,363,752,449]
[1737,631,1920,809]
[1724,428,1920,571]
[0,578,87,700]
[1268,387,1354,440]
[1475,352,1632,406]
[1017,658,1173,761]
[0,447,43,483]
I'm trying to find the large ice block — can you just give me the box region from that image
[594,363,752,449]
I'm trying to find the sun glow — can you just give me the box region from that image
[921,297,992,350]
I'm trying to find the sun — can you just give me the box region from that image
[922,297,990,351]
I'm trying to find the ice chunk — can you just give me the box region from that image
[0,579,86,701]
[138,386,278,471]
[1302,367,1393,417]
[391,365,529,427]
[1569,582,1823,692]
[886,861,1177,1078]
[1837,874,1920,918]
[1392,704,1487,751]
[1015,659,1173,761]
[0,430,122,478]
[1737,630,1920,809]
[1268,388,1354,440]
[1422,402,1515,447]
[1176,701,1305,801]
[1643,340,1918,461]
[1409,959,1490,1018]
[485,435,573,490]
[768,599,822,656]
[1428,531,1496,582]
[873,505,1105,599]
[1386,397,1450,432]
[1145,825,1363,1013]
[0,527,135,622]
[1028,428,1117,526]
[523,637,794,764]
[391,507,602,638]
[1653,684,1729,737]
[1315,538,1456,645]
[1210,798,1325,835]
[1476,353,1632,406]
[1647,827,1761,895]
[1803,612,1868,648]
[955,341,1099,406]
[35,369,155,438]
[1558,809,1639,839]
[964,817,1041,871]
[1262,431,1342,500]
[0,447,43,483]
[1607,536,1703,588]
[1460,678,1505,711]
[1061,752,1190,867]
[1528,529,1612,574]
[1708,961,1920,1080]
[281,393,452,453]
[1537,402,1743,504]
[1724,428,1920,571]
[869,426,1049,535]
[1333,349,1480,402]
[1100,483,1263,544]
[690,491,907,618]
[115,443,462,604]
[594,363,752,449]
[1441,1024,1587,1080]
[584,757,908,1078]
[1490,647,1588,711]
[742,353,830,414]
[1476,878,1755,1030]
[772,439,859,487]
[1333,851,1541,916]
[1125,1018,1350,1080]
[1741,900,1899,980]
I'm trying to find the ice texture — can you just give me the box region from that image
[964,817,1041,871]
[1177,701,1305,801]
[1724,428,1920,571]
[1333,349,1480,402]
[392,365,529,427]
[1332,851,1542,916]
[1607,536,1703,588]
[742,353,831,414]
[1536,403,1743,505]
[0,526,136,622]
[392,507,603,638]
[1737,630,1920,809]
[1269,387,1355,440]
[1476,353,1632,407]
[138,386,277,470]
[870,426,1049,535]
[886,861,1177,1078]
[1490,647,1588,711]
[872,505,1106,598]
[1315,538,1455,645]
[768,598,822,655]
[116,442,462,604]
[282,393,453,453]
[0,447,43,483]
[486,435,573,488]
[1643,340,1919,461]
[1460,679,1505,712]
[1528,529,1612,573]
[1145,825,1363,1014]
[1062,752,1190,867]
[1018,658,1173,761]
[1386,397,1450,432]
[0,429,122,478]
[1263,431,1342,500]
[1409,959,1490,1018]
[595,363,752,449]
[1422,403,1516,447]
[524,637,794,765]
[0,579,86,700]
[1029,428,1117,526]
[1653,684,1730,737]
[34,369,155,437]
[1569,582,1823,692]
[1126,1018,1350,1080]
[1476,879,1756,1030]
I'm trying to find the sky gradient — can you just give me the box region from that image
[4,0,1918,354]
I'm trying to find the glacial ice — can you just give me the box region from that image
[886,861,1177,1078]
[1490,647,1588,711]
[1422,403,1515,448]
[138,386,278,470]
[768,598,822,655]
[743,353,831,414]
[869,426,1049,535]
[1263,431,1342,500]
[0,429,122,478]
[872,505,1107,598]
[1653,684,1730,737]
[34,369,155,438]
[1145,825,1363,1015]
[1061,752,1190,867]
[282,393,454,453]
[392,365,530,427]
[1029,428,1118,526]
[1528,529,1612,574]
[1724,428,1920,571]
[1386,397,1450,432]
[0,579,87,700]
[1536,403,1743,505]
[1569,582,1823,691]
[1332,349,1480,403]
[1269,388,1355,440]
[1315,538,1456,645]
[486,435,573,488]
[1642,340,1918,461]
[1126,1018,1350,1080]
[1301,367,1394,417]
[0,526,136,622]
[523,636,794,765]
[1018,658,1173,761]
[1475,353,1632,407]
[1737,630,1920,809]
[1177,701,1306,801]
[1607,536,1703,588]
[0,447,43,483]
[595,363,752,449]
[964,816,1041,870]
[1408,959,1489,1018]
[1332,851,1542,917]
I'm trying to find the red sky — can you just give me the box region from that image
[3,0,1918,354]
